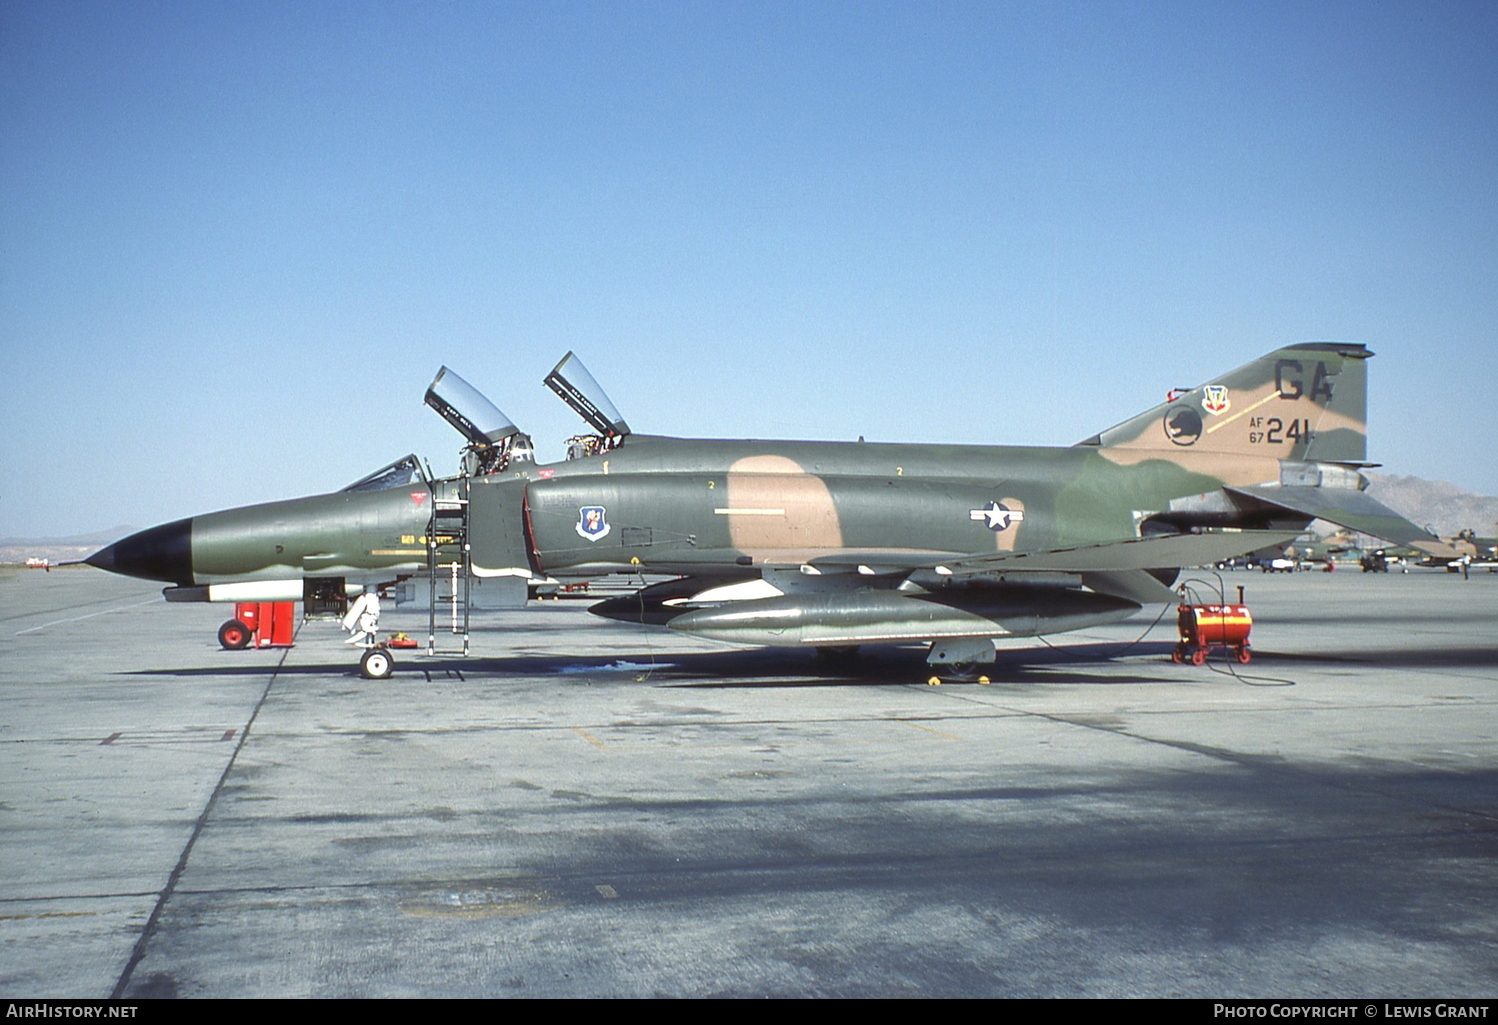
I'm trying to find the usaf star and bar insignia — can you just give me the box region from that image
[969,500,1023,532]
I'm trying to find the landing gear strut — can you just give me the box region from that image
[925,638,996,684]
[341,592,392,677]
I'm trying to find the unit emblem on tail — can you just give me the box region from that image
[1201,385,1230,415]
[1163,406,1202,446]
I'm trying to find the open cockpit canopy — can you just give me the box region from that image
[544,352,630,438]
[424,366,533,475]
[425,366,521,447]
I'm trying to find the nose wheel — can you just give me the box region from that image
[359,646,394,680]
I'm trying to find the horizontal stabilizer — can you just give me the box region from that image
[1225,485,1454,557]
[950,529,1300,574]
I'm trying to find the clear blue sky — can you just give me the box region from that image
[2,1,1495,538]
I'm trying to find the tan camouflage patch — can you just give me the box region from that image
[725,455,843,556]
[996,497,1024,552]
[1096,449,1283,489]
[1104,387,1365,460]
[1093,349,1368,463]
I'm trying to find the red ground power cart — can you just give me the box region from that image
[1173,602,1252,665]
[217,601,295,650]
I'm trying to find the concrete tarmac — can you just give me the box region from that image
[1,565,1496,997]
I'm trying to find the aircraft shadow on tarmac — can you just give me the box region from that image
[453,761,1498,907]
[1263,646,1498,669]
[114,639,1346,687]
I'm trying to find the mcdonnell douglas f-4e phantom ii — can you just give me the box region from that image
[86,343,1453,678]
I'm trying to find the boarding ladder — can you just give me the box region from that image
[426,478,471,656]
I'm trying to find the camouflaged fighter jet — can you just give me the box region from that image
[85,344,1454,679]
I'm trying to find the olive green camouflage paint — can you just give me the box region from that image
[512,343,1378,576]
[106,343,1447,616]
[517,440,1262,575]
[190,486,433,584]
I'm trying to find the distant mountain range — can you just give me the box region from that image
[1364,474,1498,539]
[0,527,137,548]
[0,527,136,566]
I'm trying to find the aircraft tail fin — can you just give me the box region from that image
[1079,342,1371,464]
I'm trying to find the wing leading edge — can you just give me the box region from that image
[807,529,1300,577]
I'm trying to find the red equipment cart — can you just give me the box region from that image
[1172,602,1252,665]
[217,601,296,650]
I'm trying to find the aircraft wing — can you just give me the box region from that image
[1225,485,1458,558]
[808,530,1299,577]
[943,529,1301,574]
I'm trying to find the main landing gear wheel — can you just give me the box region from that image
[360,647,394,680]
[218,619,252,650]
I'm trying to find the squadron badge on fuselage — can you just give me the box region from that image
[576,505,611,541]
[1202,385,1230,415]
[970,500,1024,532]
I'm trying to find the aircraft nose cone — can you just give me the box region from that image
[85,518,194,585]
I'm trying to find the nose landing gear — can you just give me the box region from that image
[343,592,394,678]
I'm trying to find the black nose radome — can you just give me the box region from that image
[85,519,193,585]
